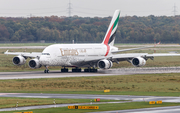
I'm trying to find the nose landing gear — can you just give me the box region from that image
[44,66,49,73]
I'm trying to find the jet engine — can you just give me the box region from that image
[98,59,113,69]
[29,59,41,69]
[12,56,26,65]
[132,57,146,67]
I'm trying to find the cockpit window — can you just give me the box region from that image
[42,53,50,55]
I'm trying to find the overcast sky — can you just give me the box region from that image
[0,0,180,17]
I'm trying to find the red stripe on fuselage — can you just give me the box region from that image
[105,45,110,56]
[104,24,114,56]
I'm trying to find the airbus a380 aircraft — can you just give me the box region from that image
[4,10,180,73]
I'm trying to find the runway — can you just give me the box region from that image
[1,93,180,102]
[0,67,180,80]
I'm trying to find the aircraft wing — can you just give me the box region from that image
[112,53,180,61]
[146,53,180,57]
[4,50,42,58]
[81,52,180,66]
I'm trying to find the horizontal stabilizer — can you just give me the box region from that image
[112,42,160,53]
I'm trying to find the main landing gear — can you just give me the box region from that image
[61,68,68,72]
[84,68,97,72]
[43,67,98,73]
[60,67,97,73]
[72,68,81,72]
[44,66,49,73]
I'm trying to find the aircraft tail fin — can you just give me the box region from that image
[102,10,120,46]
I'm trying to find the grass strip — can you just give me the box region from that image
[1,73,180,96]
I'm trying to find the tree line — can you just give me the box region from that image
[0,15,180,43]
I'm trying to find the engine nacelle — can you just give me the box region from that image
[98,59,113,69]
[29,59,41,69]
[13,56,26,65]
[132,57,146,67]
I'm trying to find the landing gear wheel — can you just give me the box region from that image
[44,66,49,73]
[44,70,49,73]
[84,68,97,72]
[61,68,68,72]
[72,68,81,72]
[84,69,89,72]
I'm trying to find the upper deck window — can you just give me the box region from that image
[42,53,50,55]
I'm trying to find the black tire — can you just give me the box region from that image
[44,70,47,73]
[72,69,75,72]
[78,69,81,72]
[90,69,94,72]
[84,69,88,72]
[65,69,68,72]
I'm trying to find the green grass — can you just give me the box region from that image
[1,73,180,96]
[1,102,180,113]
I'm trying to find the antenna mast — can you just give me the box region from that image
[68,0,72,17]
[173,3,177,16]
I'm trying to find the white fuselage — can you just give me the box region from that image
[39,43,118,67]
